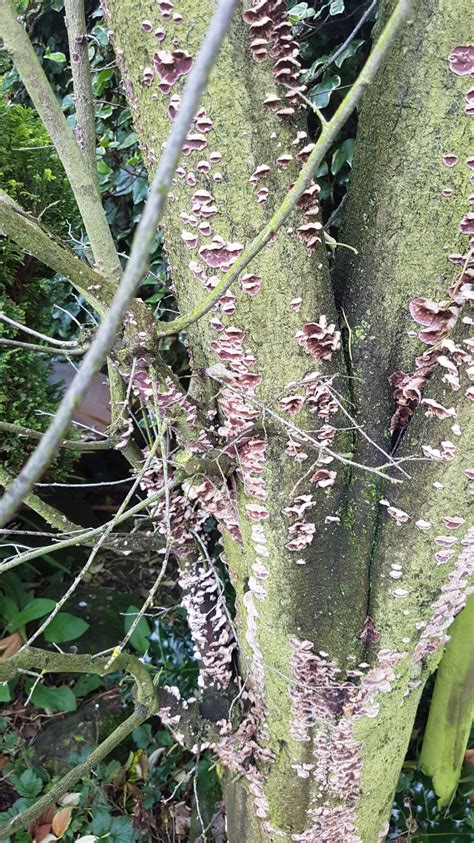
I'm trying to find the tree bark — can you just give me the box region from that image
[106,1,473,840]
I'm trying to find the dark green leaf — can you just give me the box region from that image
[43,612,89,643]
[73,673,103,698]
[29,682,77,712]
[309,75,341,109]
[124,605,151,654]
[331,138,355,175]
[334,39,364,68]
[14,769,43,798]
[7,598,55,631]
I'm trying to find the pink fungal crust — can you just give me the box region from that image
[199,236,244,270]
[179,557,236,689]
[142,66,154,86]
[182,134,208,155]
[413,528,474,662]
[442,154,459,167]
[288,639,404,842]
[409,297,460,344]
[242,0,303,117]
[158,1,174,19]
[295,316,341,361]
[153,50,193,93]
[448,45,474,76]
[240,273,263,296]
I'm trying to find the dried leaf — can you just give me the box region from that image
[464,749,474,765]
[0,632,22,660]
[58,792,81,807]
[52,807,72,838]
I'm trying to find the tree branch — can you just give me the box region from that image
[0,338,88,356]
[0,478,179,573]
[0,648,157,838]
[0,0,240,528]
[64,0,97,179]
[0,190,113,316]
[156,0,412,338]
[0,464,88,535]
[0,421,114,451]
[0,0,118,278]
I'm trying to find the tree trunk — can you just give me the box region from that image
[105,1,473,840]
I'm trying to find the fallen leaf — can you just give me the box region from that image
[0,632,22,660]
[464,749,474,765]
[52,807,72,838]
[58,792,81,807]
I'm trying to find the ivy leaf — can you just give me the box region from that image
[331,138,355,175]
[109,816,138,843]
[124,605,151,654]
[288,2,316,24]
[330,0,345,14]
[43,612,89,643]
[334,39,364,68]
[29,682,77,712]
[308,75,341,109]
[73,673,102,698]
[44,51,67,64]
[7,598,56,631]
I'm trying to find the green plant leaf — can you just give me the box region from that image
[44,51,67,64]
[309,75,341,109]
[124,605,151,654]
[29,682,77,712]
[334,39,364,68]
[288,2,316,24]
[330,0,344,14]
[73,673,103,698]
[7,598,56,631]
[43,612,89,643]
[331,138,355,175]
[0,681,12,702]
[14,769,43,798]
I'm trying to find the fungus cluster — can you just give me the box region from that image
[288,639,404,842]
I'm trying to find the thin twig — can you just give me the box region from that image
[0,421,115,451]
[0,478,180,573]
[0,0,239,528]
[0,313,80,347]
[0,338,88,356]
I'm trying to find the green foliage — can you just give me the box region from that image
[0,91,80,473]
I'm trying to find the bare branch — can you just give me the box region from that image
[0,312,81,347]
[0,0,239,527]
[0,421,114,451]
[64,0,97,177]
[157,0,412,337]
[0,478,179,573]
[0,464,88,535]
[0,338,88,356]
